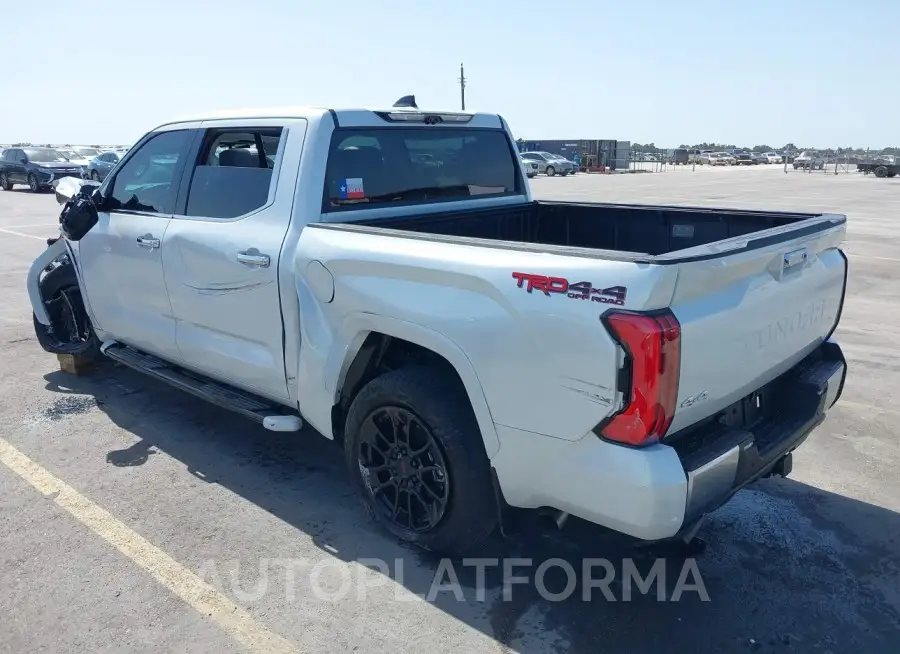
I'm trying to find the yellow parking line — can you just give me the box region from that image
[0,437,300,654]
[0,227,45,240]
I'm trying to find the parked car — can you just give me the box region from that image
[717,152,737,165]
[751,153,768,165]
[551,154,577,174]
[87,150,128,181]
[30,99,848,556]
[56,149,93,178]
[519,151,574,176]
[0,147,84,192]
[793,151,826,170]
[706,152,732,166]
[71,146,101,159]
[764,152,783,164]
[520,155,539,178]
[734,152,754,166]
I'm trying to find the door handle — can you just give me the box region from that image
[237,250,270,268]
[136,235,160,249]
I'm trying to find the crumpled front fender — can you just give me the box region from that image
[27,238,67,325]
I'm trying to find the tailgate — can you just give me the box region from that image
[665,216,847,434]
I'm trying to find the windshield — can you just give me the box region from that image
[324,127,520,210]
[57,150,81,160]
[24,149,69,162]
[75,147,100,157]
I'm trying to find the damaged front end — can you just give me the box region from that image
[27,180,102,359]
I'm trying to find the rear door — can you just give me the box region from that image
[161,118,307,403]
[663,217,847,433]
[76,127,197,360]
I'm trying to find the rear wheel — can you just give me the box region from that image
[545,165,556,177]
[0,172,11,191]
[875,166,888,178]
[344,365,497,555]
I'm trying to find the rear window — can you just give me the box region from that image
[323,128,520,211]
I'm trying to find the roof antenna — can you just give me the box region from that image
[393,95,417,109]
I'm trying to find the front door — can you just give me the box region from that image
[161,120,306,403]
[76,128,196,360]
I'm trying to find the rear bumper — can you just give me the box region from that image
[491,339,846,541]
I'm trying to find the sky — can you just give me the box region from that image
[1,0,896,148]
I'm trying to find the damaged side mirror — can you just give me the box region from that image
[59,192,99,241]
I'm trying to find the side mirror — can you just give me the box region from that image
[20,157,27,165]
[59,193,99,241]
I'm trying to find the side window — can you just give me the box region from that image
[106,130,192,214]
[183,128,284,220]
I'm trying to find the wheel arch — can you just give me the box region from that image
[326,315,500,458]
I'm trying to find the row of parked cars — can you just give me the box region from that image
[692,151,784,166]
[519,151,577,177]
[0,145,129,192]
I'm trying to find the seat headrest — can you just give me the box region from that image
[218,148,259,168]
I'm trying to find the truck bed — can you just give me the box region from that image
[344,200,830,260]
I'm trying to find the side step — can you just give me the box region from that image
[101,342,302,432]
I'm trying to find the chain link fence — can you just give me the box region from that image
[620,145,899,177]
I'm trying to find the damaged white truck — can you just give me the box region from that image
[27,98,848,554]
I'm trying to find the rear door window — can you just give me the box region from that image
[323,128,520,211]
[182,128,284,220]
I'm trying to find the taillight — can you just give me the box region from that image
[596,310,681,447]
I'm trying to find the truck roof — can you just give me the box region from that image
[155,105,498,131]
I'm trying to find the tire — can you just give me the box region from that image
[793,163,799,169]
[344,365,497,555]
[0,172,11,191]
[28,174,41,193]
[32,262,102,360]
[875,166,888,178]
[545,165,556,177]
[91,169,101,181]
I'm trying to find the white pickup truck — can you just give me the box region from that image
[27,97,848,555]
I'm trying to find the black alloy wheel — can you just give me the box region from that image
[357,406,450,533]
[344,365,498,554]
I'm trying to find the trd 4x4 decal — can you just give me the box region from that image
[511,272,627,305]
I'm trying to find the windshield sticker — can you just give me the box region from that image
[512,272,627,306]
[339,178,365,200]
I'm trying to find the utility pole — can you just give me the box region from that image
[459,63,466,111]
